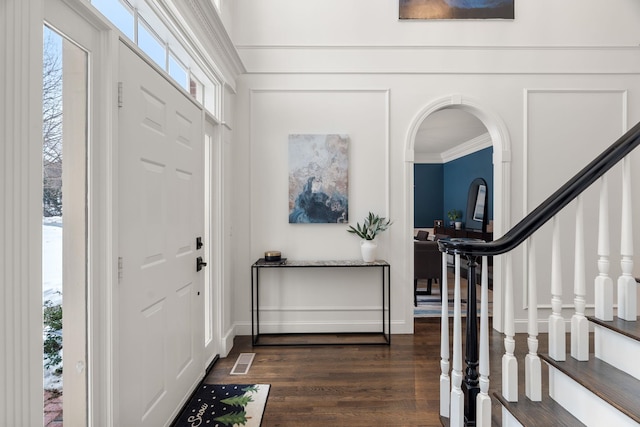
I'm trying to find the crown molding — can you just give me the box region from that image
[236,44,640,75]
[165,0,245,84]
[414,153,445,164]
[415,132,492,164]
[441,132,492,163]
[236,44,640,51]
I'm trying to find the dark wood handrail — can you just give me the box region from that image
[438,120,640,257]
[438,120,640,426]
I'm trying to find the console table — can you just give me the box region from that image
[250,259,391,346]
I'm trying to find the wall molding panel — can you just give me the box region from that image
[246,87,400,329]
[523,88,628,215]
[521,88,629,315]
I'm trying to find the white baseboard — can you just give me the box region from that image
[232,319,408,336]
[220,325,237,357]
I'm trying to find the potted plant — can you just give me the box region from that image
[347,212,393,262]
[447,209,462,229]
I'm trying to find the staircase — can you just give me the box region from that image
[498,315,640,426]
[437,122,640,426]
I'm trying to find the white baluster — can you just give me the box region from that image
[440,251,450,418]
[525,239,542,401]
[618,156,636,321]
[572,196,589,361]
[549,216,566,361]
[595,176,613,321]
[476,256,491,426]
[450,254,464,427]
[502,253,518,401]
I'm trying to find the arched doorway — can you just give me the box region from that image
[404,94,512,333]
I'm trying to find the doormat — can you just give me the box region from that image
[173,384,270,427]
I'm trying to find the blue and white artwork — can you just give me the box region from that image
[399,0,514,19]
[288,134,349,224]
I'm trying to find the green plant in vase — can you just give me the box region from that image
[447,209,461,227]
[347,212,393,240]
[347,212,393,262]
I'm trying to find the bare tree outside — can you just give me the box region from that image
[43,26,64,427]
[43,29,63,217]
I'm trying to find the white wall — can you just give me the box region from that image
[230,1,640,334]
[232,0,640,47]
[245,89,391,333]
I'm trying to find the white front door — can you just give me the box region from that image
[117,41,205,427]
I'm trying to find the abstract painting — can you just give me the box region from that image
[289,134,349,224]
[399,0,514,20]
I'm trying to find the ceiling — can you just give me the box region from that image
[414,108,489,155]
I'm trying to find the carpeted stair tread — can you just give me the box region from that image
[540,353,640,424]
[587,315,640,342]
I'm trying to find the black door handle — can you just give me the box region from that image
[196,256,207,272]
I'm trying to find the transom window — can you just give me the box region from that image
[90,0,221,118]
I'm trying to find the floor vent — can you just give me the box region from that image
[230,353,255,375]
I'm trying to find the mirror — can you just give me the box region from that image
[472,184,487,222]
[465,177,488,232]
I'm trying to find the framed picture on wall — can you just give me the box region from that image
[288,134,349,224]
[399,0,514,20]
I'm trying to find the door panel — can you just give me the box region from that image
[118,41,204,427]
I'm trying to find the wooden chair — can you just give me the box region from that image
[414,240,443,306]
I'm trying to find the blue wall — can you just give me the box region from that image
[414,164,443,227]
[443,147,493,226]
[414,147,493,228]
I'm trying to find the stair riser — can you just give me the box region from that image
[548,366,637,427]
[501,407,524,427]
[594,325,640,380]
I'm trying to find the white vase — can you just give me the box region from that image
[455,221,462,230]
[360,240,377,262]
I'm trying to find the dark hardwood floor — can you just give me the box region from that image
[205,319,443,426]
[204,318,546,427]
